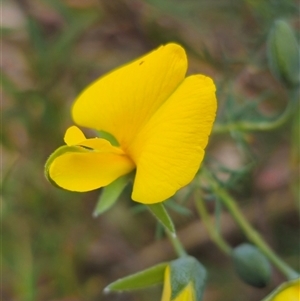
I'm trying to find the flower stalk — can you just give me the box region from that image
[194,190,232,255]
[165,229,187,258]
[201,169,299,280]
[213,87,298,134]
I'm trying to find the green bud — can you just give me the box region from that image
[267,20,300,87]
[232,243,272,288]
[169,256,207,300]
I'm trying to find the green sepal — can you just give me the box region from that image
[170,256,207,301]
[44,145,90,188]
[232,243,271,288]
[98,130,119,146]
[104,262,168,292]
[261,278,300,301]
[93,173,132,217]
[147,203,176,235]
[267,20,300,87]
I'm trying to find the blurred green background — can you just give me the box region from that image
[2,0,299,300]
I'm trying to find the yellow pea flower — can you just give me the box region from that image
[272,280,300,301]
[161,266,196,301]
[47,43,217,204]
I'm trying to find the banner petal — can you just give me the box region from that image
[72,43,187,150]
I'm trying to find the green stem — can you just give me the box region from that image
[213,91,295,134]
[147,203,187,258]
[203,170,299,280]
[166,230,187,258]
[194,190,232,255]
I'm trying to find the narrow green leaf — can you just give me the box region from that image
[214,197,222,235]
[104,262,168,292]
[147,203,175,235]
[165,200,192,216]
[43,0,74,22]
[27,16,47,55]
[93,174,130,217]
[50,16,97,67]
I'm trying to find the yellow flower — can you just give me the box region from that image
[161,266,196,301]
[46,43,217,204]
[272,280,300,301]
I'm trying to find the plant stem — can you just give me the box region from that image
[213,94,295,134]
[165,230,187,258]
[194,190,232,255]
[147,203,187,258]
[203,170,299,280]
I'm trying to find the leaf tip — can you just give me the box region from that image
[92,209,100,218]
